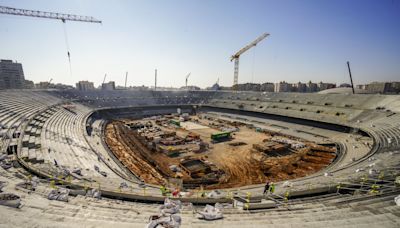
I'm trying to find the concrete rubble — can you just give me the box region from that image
[146,198,182,228]
[197,204,224,220]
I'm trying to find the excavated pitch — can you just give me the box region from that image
[105,119,336,189]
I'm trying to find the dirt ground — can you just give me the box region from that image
[105,114,336,189]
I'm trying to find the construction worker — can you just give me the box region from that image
[160,185,168,196]
[269,182,276,194]
[369,184,380,194]
[172,188,180,197]
[263,181,270,195]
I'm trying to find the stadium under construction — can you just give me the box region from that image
[0,89,400,227]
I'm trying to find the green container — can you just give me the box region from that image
[170,119,180,127]
[211,131,231,140]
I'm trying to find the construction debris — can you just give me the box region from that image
[197,204,223,220]
[0,193,21,208]
[146,214,181,228]
[48,188,70,202]
[159,198,181,215]
[0,181,6,192]
[86,188,101,199]
[395,195,400,206]
[147,198,182,228]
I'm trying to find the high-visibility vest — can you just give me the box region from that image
[269,184,275,193]
[160,186,167,194]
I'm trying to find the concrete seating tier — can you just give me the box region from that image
[0,90,399,227]
[0,91,60,154]
[19,103,130,189]
[0,180,398,227]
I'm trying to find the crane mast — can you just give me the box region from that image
[231,33,269,86]
[185,73,191,89]
[102,74,107,84]
[125,72,128,89]
[154,69,157,91]
[0,5,101,23]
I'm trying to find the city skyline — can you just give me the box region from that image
[1,0,399,88]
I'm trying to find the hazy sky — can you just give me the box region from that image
[1,0,399,88]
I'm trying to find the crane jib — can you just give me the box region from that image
[0,5,102,23]
[231,33,269,86]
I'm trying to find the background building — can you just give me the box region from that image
[24,80,34,89]
[260,82,275,92]
[0,59,25,89]
[365,82,393,94]
[365,82,390,94]
[35,81,53,89]
[184,85,201,90]
[237,83,261,91]
[356,84,367,90]
[389,82,400,93]
[318,82,336,91]
[101,81,115,90]
[76,81,95,91]
[356,82,400,94]
[224,81,339,93]
[207,83,220,91]
[274,81,291,92]
[293,82,307,93]
[339,83,352,88]
[306,81,318,93]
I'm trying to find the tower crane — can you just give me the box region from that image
[102,74,107,84]
[0,5,101,77]
[185,73,191,89]
[45,78,53,89]
[125,72,128,89]
[0,5,101,23]
[231,33,269,86]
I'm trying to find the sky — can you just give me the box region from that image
[0,0,399,88]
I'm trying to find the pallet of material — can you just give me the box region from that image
[233,197,276,210]
[28,136,36,148]
[35,138,41,149]
[28,148,36,162]
[35,149,44,163]
[20,147,29,159]
[34,117,42,123]
[25,126,32,133]
[30,128,37,136]
[34,128,41,137]
[22,135,30,147]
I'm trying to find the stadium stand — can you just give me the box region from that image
[0,89,399,227]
